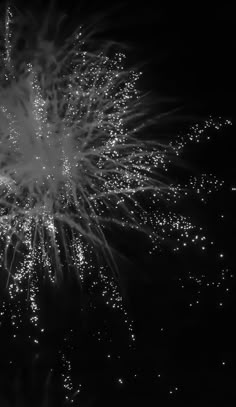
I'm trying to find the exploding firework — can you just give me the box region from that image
[0,4,234,405]
[0,4,171,290]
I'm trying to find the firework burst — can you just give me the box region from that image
[0,4,234,405]
[0,4,171,289]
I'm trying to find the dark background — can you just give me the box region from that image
[0,1,236,406]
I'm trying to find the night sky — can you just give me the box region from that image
[0,1,235,406]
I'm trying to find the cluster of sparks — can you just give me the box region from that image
[0,4,234,405]
[171,116,232,155]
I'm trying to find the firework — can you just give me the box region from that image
[0,4,172,291]
[0,5,167,402]
[0,1,232,332]
[0,4,234,405]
